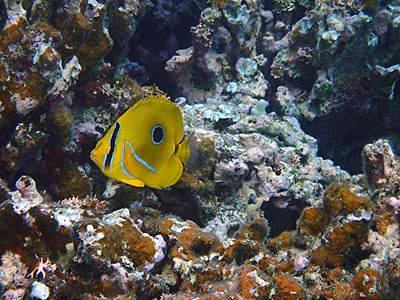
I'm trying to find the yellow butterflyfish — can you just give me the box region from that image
[90,95,191,189]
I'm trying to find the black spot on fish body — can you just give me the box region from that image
[152,125,164,145]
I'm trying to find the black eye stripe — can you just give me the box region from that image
[104,122,120,169]
[152,125,164,145]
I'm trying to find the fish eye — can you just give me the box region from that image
[152,125,164,145]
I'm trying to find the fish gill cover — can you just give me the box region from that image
[0,0,400,299]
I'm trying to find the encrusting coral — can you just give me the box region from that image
[0,138,398,298]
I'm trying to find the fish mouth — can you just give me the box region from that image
[90,149,97,161]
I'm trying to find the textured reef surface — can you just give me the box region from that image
[1,0,400,299]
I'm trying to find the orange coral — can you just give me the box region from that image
[272,275,307,300]
[253,251,274,276]
[311,245,344,269]
[237,267,271,299]
[76,20,113,73]
[213,238,261,265]
[236,218,269,244]
[275,260,295,274]
[298,206,328,236]
[0,22,26,53]
[160,217,217,264]
[311,215,370,269]
[350,269,385,300]
[308,183,373,269]
[312,283,354,300]
[323,183,346,217]
[329,226,358,253]
[323,183,373,218]
[267,231,293,252]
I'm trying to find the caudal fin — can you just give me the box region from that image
[177,132,194,166]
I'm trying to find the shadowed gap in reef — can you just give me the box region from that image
[301,97,400,175]
[127,1,204,95]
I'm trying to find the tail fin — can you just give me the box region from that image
[177,131,194,166]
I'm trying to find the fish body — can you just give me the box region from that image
[90,96,191,189]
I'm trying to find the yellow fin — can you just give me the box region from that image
[122,139,184,189]
[145,156,184,189]
[176,134,192,166]
[117,177,145,187]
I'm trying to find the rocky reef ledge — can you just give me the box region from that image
[1,138,399,299]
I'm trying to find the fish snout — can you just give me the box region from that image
[90,149,98,162]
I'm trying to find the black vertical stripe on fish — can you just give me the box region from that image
[104,122,120,170]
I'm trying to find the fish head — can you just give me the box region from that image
[90,138,106,170]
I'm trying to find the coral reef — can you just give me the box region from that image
[164,1,268,103]
[162,0,400,174]
[0,0,147,197]
[264,0,400,173]
[1,138,399,298]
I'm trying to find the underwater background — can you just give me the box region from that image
[1,0,400,298]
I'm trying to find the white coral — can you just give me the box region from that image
[10,175,43,213]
